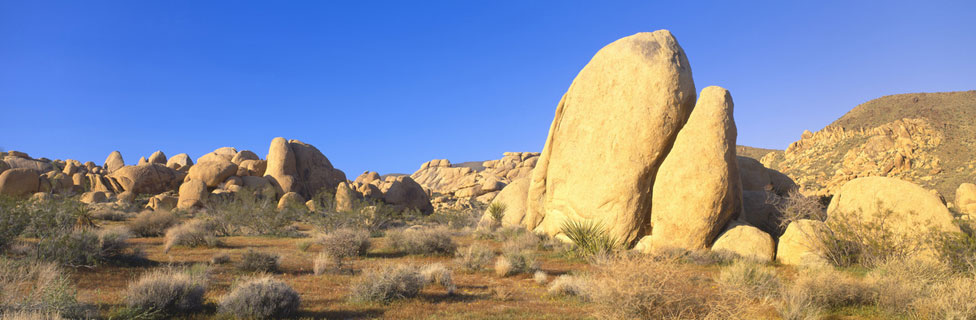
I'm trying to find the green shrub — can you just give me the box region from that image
[487,202,506,224]
[350,264,425,303]
[163,220,220,252]
[0,196,30,251]
[237,250,280,273]
[218,276,300,319]
[34,229,101,267]
[124,268,207,316]
[494,247,537,277]
[717,260,780,298]
[204,190,301,237]
[560,220,618,258]
[455,245,495,272]
[387,226,457,256]
[0,258,88,318]
[818,204,923,268]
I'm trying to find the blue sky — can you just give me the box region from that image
[1,1,974,176]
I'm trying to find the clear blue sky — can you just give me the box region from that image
[2,1,974,176]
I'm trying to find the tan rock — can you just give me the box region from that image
[956,183,976,215]
[527,30,697,245]
[777,219,830,266]
[137,157,148,166]
[289,139,347,197]
[104,151,125,173]
[649,86,741,251]
[108,164,183,195]
[265,137,298,194]
[148,150,167,164]
[4,156,54,173]
[231,150,259,164]
[178,179,208,210]
[196,147,238,164]
[166,153,193,171]
[0,161,9,175]
[80,191,107,204]
[711,221,775,262]
[480,178,530,227]
[236,159,267,177]
[335,182,360,212]
[240,176,276,198]
[277,192,306,211]
[382,176,433,214]
[0,168,40,197]
[355,171,382,185]
[187,160,238,187]
[827,177,960,239]
[30,192,53,202]
[147,193,178,211]
[355,182,382,200]
[62,161,80,176]
[737,156,772,192]
[740,191,784,237]
[117,191,136,204]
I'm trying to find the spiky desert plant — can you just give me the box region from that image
[560,220,618,258]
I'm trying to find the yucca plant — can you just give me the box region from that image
[560,220,618,258]
[487,203,507,224]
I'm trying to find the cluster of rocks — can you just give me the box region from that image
[409,152,539,211]
[478,30,969,264]
[762,118,945,198]
[0,137,433,215]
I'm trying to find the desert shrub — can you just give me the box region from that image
[817,204,925,268]
[718,260,780,298]
[0,259,87,318]
[296,240,314,252]
[547,275,590,300]
[34,229,101,267]
[163,219,220,252]
[350,264,425,303]
[650,246,739,266]
[316,201,402,234]
[420,263,456,295]
[776,266,875,319]
[494,248,537,277]
[774,189,826,230]
[775,283,824,320]
[204,190,301,237]
[869,257,953,316]
[0,311,66,320]
[588,255,740,320]
[560,220,618,258]
[387,226,457,256]
[19,197,86,237]
[124,268,207,316]
[97,227,133,259]
[0,196,30,251]
[210,252,231,265]
[91,208,128,221]
[455,245,495,272]
[128,210,179,237]
[237,250,280,273]
[487,202,506,224]
[319,228,371,258]
[426,207,481,230]
[915,274,976,319]
[313,253,335,276]
[218,276,300,319]
[929,224,976,272]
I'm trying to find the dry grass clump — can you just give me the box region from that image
[97,227,133,259]
[0,311,67,320]
[784,266,875,311]
[494,247,538,277]
[163,219,220,252]
[650,246,739,266]
[718,260,780,298]
[0,259,86,318]
[313,253,338,276]
[869,257,955,317]
[237,249,280,273]
[128,210,179,237]
[350,264,425,303]
[420,263,456,295]
[455,245,495,272]
[218,276,300,319]
[533,270,549,284]
[209,252,230,265]
[387,226,457,256]
[547,275,590,300]
[588,254,740,320]
[124,268,207,315]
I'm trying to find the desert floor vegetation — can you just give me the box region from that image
[3,194,976,319]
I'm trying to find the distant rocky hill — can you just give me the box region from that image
[736,145,779,161]
[762,91,976,203]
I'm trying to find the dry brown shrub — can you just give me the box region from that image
[588,255,742,320]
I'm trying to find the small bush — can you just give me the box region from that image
[486,202,506,227]
[818,204,924,268]
[420,263,456,295]
[387,226,457,256]
[313,253,336,276]
[210,252,231,265]
[0,196,31,251]
[163,219,220,252]
[775,284,823,320]
[718,260,780,298]
[547,275,590,299]
[204,190,302,237]
[124,268,207,315]
[534,270,549,284]
[789,266,875,310]
[588,255,740,320]
[128,210,179,237]
[494,248,537,277]
[34,229,101,267]
[218,276,300,319]
[0,259,87,318]
[870,257,952,316]
[649,246,739,266]
[916,274,976,319]
[319,228,371,258]
[774,189,826,231]
[350,264,425,303]
[560,220,617,258]
[97,227,133,259]
[237,250,280,273]
[455,245,495,272]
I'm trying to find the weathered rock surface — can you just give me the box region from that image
[411,152,538,211]
[148,150,167,164]
[197,147,238,164]
[178,179,208,209]
[109,164,183,195]
[0,168,40,197]
[80,191,107,204]
[335,182,360,212]
[290,139,346,197]
[187,160,238,188]
[956,183,976,215]
[777,219,829,266]
[826,177,960,238]
[711,221,775,262]
[382,176,433,214]
[480,177,531,227]
[648,86,741,251]
[166,153,194,171]
[231,150,259,164]
[104,151,125,174]
[265,137,299,195]
[527,30,697,244]
[4,156,54,173]
[277,191,306,211]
